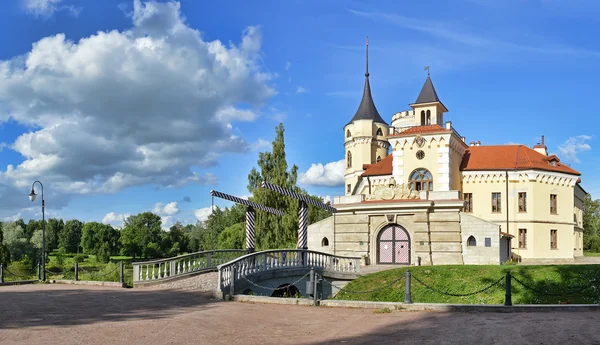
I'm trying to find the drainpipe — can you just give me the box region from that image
[505,169,512,262]
[427,205,433,265]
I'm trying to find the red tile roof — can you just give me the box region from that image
[461,145,580,175]
[388,124,451,137]
[360,144,580,177]
[361,154,393,176]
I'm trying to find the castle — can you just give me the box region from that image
[308,40,586,265]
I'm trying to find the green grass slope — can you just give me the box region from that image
[334,265,600,304]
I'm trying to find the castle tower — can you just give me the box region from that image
[410,72,448,126]
[344,37,390,196]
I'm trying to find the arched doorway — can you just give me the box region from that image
[377,224,410,264]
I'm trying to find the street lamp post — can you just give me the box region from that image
[29,181,45,281]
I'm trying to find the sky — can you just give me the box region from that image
[0,0,598,229]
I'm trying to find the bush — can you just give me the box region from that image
[73,254,86,263]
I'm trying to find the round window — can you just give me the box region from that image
[416,150,425,160]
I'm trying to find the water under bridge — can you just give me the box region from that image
[132,249,361,299]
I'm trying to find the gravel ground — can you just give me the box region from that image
[2,284,600,345]
[142,272,219,290]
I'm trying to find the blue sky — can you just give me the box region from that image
[0,0,597,228]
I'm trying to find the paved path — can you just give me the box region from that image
[2,284,600,345]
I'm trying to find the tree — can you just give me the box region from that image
[2,221,34,262]
[59,220,84,253]
[46,218,64,251]
[217,222,245,249]
[119,212,162,258]
[583,194,600,251]
[248,123,300,250]
[0,224,11,264]
[81,222,120,262]
[161,222,189,257]
[246,123,333,250]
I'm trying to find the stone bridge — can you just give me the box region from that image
[132,249,247,286]
[217,250,361,299]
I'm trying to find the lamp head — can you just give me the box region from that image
[29,189,37,202]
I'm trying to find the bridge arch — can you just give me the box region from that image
[271,284,300,298]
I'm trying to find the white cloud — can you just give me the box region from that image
[0,0,276,218]
[296,86,309,94]
[194,206,213,222]
[285,61,291,71]
[102,212,131,228]
[252,138,270,151]
[24,0,81,17]
[152,201,180,216]
[321,195,332,204]
[299,160,345,187]
[270,107,288,122]
[557,135,592,163]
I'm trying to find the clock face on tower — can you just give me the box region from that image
[416,150,425,160]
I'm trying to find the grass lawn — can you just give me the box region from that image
[334,264,600,304]
[584,251,600,257]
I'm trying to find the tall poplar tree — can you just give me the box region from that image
[248,123,300,250]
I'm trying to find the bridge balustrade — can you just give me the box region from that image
[132,249,247,284]
[217,249,361,293]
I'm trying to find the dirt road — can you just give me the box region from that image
[1,284,599,345]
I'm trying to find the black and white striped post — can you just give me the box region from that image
[246,206,255,253]
[209,190,284,254]
[259,182,337,265]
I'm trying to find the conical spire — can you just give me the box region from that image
[415,75,441,104]
[348,37,388,125]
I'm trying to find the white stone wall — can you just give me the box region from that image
[307,216,335,254]
[460,213,500,265]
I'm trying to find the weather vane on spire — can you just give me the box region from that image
[424,66,430,76]
[365,36,369,77]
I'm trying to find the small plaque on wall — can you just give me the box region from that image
[359,241,364,246]
[485,238,491,247]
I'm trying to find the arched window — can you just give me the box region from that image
[467,236,476,247]
[420,111,425,125]
[376,156,381,163]
[426,110,431,125]
[347,151,352,168]
[376,128,383,136]
[346,129,351,138]
[409,168,433,191]
[321,237,329,247]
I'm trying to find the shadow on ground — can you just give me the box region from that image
[0,284,219,329]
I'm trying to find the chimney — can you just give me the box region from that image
[461,137,466,142]
[445,121,452,130]
[476,141,481,146]
[533,135,548,156]
[470,141,475,147]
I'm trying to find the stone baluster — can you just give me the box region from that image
[145,264,149,280]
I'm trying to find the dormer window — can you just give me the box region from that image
[376,128,383,136]
[546,155,560,167]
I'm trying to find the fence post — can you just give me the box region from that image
[307,267,315,303]
[229,265,236,298]
[74,262,79,281]
[37,263,41,280]
[504,271,512,306]
[404,269,412,304]
[313,271,319,306]
[0,263,4,283]
[120,261,124,285]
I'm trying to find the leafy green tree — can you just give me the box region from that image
[161,222,188,257]
[119,212,162,258]
[81,222,120,262]
[46,218,64,251]
[2,221,34,262]
[0,224,11,264]
[583,194,600,251]
[59,219,84,253]
[248,123,300,250]
[217,222,245,249]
